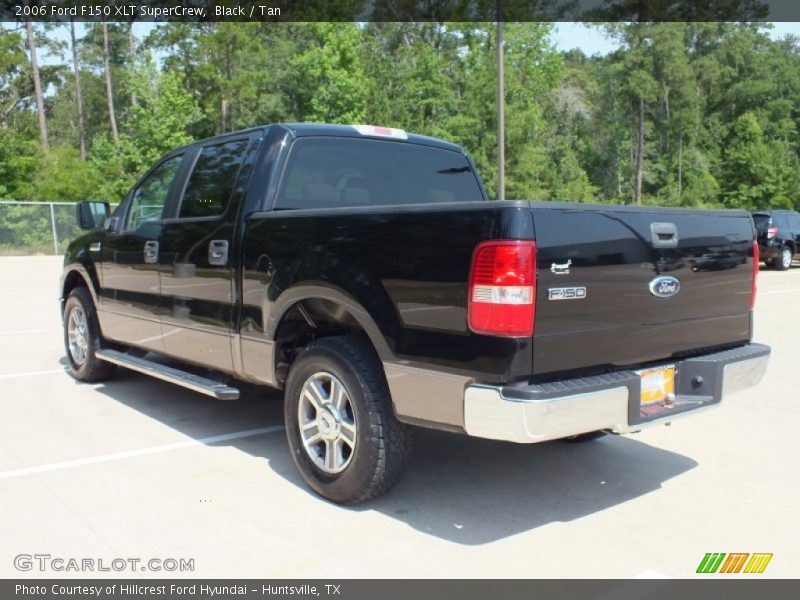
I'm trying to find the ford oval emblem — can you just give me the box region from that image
[649,276,681,298]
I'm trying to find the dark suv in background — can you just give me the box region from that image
[752,210,800,270]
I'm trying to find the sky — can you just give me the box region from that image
[551,21,800,54]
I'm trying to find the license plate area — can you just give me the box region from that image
[636,365,676,408]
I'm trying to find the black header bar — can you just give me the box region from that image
[3,580,800,600]
[2,0,800,23]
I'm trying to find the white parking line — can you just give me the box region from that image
[760,287,800,296]
[0,328,47,335]
[0,426,285,481]
[0,368,65,380]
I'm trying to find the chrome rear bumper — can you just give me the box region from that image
[464,343,770,443]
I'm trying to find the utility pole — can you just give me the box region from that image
[496,5,505,201]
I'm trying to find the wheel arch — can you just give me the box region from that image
[267,284,394,386]
[60,264,99,314]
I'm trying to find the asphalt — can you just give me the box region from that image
[0,256,797,578]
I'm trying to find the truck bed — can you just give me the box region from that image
[242,200,757,384]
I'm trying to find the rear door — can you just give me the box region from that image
[99,153,186,351]
[157,134,258,371]
[531,206,755,376]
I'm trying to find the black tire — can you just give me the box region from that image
[776,245,793,271]
[563,430,608,443]
[63,287,117,382]
[284,336,412,504]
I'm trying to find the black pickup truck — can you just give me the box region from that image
[61,123,770,503]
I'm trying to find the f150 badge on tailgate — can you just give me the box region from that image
[649,276,681,298]
[548,287,587,300]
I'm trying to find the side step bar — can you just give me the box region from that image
[96,349,240,400]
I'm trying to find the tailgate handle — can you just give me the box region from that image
[650,222,679,248]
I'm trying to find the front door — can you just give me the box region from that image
[98,153,186,352]
[157,137,254,372]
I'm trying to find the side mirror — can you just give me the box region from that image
[76,201,110,230]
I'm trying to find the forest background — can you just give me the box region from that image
[2,20,799,211]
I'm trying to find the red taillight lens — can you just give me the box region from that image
[468,240,536,337]
[767,225,778,239]
[751,240,759,310]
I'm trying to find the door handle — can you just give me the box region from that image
[208,240,229,266]
[143,240,159,263]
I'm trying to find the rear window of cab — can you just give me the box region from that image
[275,137,484,210]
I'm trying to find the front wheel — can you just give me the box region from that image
[776,245,793,271]
[284,336,412,504]
[63,287,117,382]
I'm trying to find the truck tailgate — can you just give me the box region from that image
[531,203,756,377]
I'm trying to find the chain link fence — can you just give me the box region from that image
[0,201,115,256]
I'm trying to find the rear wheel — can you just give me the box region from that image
[284,336,412,504]
[776,245,793,271]
[63,287,117,382]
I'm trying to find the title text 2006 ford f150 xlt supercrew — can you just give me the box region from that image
[61,123,770,503]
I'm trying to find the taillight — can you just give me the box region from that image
[767,225,778,239]
[751,240,759,310]
[468,240,536,337]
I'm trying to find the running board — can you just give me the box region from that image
[95,349,240,400]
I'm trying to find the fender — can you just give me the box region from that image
[236,282,393,388]
[60,261,100,310]
[264,282,472,430]
[266,282,394,361]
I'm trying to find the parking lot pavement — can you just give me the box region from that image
[0,256,798,579]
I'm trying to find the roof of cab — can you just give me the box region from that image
[172,123,466,155]
[282,123,466,153]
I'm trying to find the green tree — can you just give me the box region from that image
[290,23,367,123]
[89,66,200,201]
[723,112,778,209]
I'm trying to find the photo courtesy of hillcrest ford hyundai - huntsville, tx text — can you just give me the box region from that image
[59,123,770,504]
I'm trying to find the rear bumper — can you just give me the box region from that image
[463,343,770,443]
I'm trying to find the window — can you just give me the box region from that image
[752,214,771,232]
[275,137,484,210]
[126,155,183,230]
[179,140,249,219]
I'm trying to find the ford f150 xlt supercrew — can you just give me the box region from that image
[61,123,770,503]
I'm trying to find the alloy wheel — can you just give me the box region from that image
[297,371,357,474]
[67,306,88,366]
[782,247,792,269]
